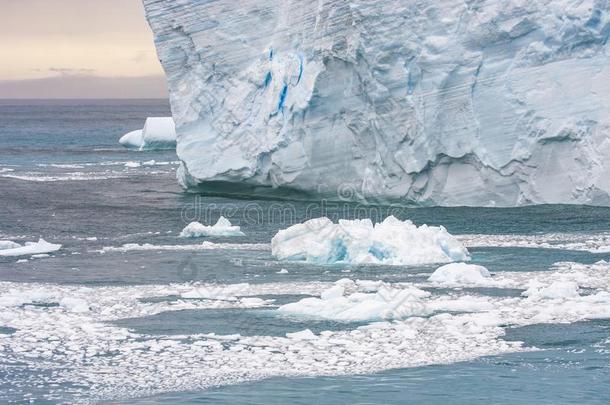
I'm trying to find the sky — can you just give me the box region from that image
[0,0,168,98]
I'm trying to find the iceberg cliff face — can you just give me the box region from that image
[144,0,610,206]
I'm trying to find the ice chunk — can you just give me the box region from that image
[179,216,245,237]
[59,297,90,313]
[428,263,491,286]
[124,161,142,168]
[140,117,176,150]
[271,216,469,265]
[0,238,61,257]
[0,241,21,250]
[278,281,431,321]
[522,281,580,300]
[118,130,144,149]
[119,117,176,151]
[285,329,317,340]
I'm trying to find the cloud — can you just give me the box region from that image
[0,75,168,99]
[48,67,97,76]
[131,51,152,63]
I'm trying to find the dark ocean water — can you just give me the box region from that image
[0,100,609,403]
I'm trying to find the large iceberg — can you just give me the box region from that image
[144,0,610,206]
[119,117,176,150]
[271,216,469,265]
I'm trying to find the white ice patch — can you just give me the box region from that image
[124,161,142,168]
[3,259,610,401]
[286,329,317,340]
[278,281,432,321]
[59,297,90,313]
[0,239,61,257]
[271,216,469,265]
[0,241,21,250]
[1,171,126,182]
[458,232,610,253]
[428,263,492,286]
[179,216,245,237]
[522,281,580,300]
[119,129,144,149]
[100,241,268,253]
[119,117,176,151]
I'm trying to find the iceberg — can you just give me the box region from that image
[0,239,61,257]
[119,117,176,150]
[428,263,492,286]
[179,216,245,237]
[271,216,469,265]
[143,0,610,206]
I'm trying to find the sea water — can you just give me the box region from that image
[0,100,609,403]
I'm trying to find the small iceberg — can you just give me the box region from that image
[179,216,245,238]
[119,117,176,150]
[0,239,61,257]
[428,263,491,286]
[271,216,469,265]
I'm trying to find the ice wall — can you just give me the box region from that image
[144,0,610,206]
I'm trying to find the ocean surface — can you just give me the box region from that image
[0,99,609,404]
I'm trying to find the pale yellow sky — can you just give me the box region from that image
[0,0,167,97]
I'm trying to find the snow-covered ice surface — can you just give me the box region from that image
[271,216,469,265]
[144,0,610,206]
[119,117,176,151]
[180,216,245,237]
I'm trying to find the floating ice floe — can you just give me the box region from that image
[278,279,432,321]
[119,117,176,150]
[458,232,610,253]
[522,281,580,300]
[3,259,610,401]
[100,241,268,253]
[271,216,469,265]
[0,241,21,250]
[0,239,61,257]
[286,329,317,340]
[428,263,492,286]
[179,216,245,238]
[1,171,126,182]
[421,260,610,291]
